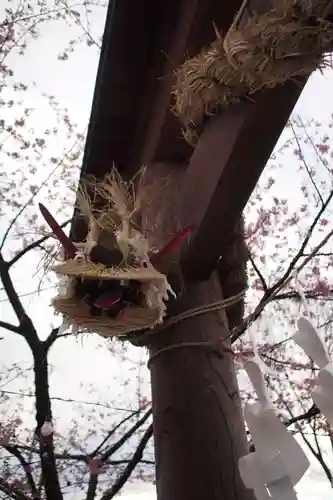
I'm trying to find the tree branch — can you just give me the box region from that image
[0,138,74,249]
[231,226,333,342]
[311,418,333,486]
[86,473,98,500]
[33,343,63,500]
[91,409,144,458]
[16,445,87,462]
[7,220,70,268]
[6,392,131,411]
[272,288,333,301]
[0,477,31,500]
[0,321,22,335]
[248,251,268,292]
[100,424,154,500]
[274,188,333,288]
[44,328,60,350]
[285,404,320,427]
[296,115,332,176]
[0,253,27,323]
[101,409,152,462]
[14,446,154,466]
[0,252,39,349]
[4,444,39,498]
[289,120,324,206]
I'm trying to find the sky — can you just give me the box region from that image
[1,1,333,498]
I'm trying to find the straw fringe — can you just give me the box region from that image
[75,167,152,255]
[47,168,177,338]
[52,296,161,338]
[52,259,166,282]
[173,0,333,141]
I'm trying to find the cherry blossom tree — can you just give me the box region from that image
[0,2,154,499]
[237,111,333,488]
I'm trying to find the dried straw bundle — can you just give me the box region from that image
[173,0,333,141]
[50,168,175,338]
[53,295,161,338]
[53,260,164,282]
[74,167,153,260]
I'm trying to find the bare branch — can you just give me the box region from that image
[3,444,39,498]
[33,343,63,500]
[100,424,154,500]
[86,474,98,500]
[0,252,39,348]
[289,120,324,206]
[91,409,144,458]
[231,226,333,342]
[0,286,56,304]
[285,404,320,427]
[0,321,21,335]
[248,251,268,292]
[0,106,85,250]
[8,220,70,268]
[3,391,134,412]
[101,409,152,462]
[0,477,31,500]
[16,445,87,463]
[0,132,82,251]
[59,0,102,49]
[296,115,332,176]
[44,328,60,350]
[275,189,333,287]
[0,253,26,323]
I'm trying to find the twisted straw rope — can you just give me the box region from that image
[130,289,246,346]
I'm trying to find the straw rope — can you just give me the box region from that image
[147,341,234,369]
[173,0,333,142]
[128,289,246,346]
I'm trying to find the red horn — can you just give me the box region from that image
[151,225,192,265]
[39,203,78,259]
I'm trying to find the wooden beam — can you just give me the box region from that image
[79,0,165,178]
[72,0,245,240]
[178,0,333,280]
[180,80,305,280]
[78,0,246,181]
[134,0,245,166]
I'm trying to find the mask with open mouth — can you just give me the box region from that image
[39,172,192,338]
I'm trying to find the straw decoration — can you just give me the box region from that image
[173,0,333,142]
[40,167,191,339]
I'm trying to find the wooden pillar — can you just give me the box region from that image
[142,163,254,500]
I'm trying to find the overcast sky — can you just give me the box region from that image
[1,2,333,498]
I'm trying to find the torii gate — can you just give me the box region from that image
[70,1,330,499]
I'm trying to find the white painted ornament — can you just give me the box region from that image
[292,317,333,427]
[238,358,309,500]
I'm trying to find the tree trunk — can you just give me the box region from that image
[142,162,254,500]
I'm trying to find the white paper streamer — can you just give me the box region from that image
[292,317,333,427]
[244,359,272,409]
[248,327,276,377]
[239,344,309,500]
[293,318,329,369]
[292,271,307,311]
